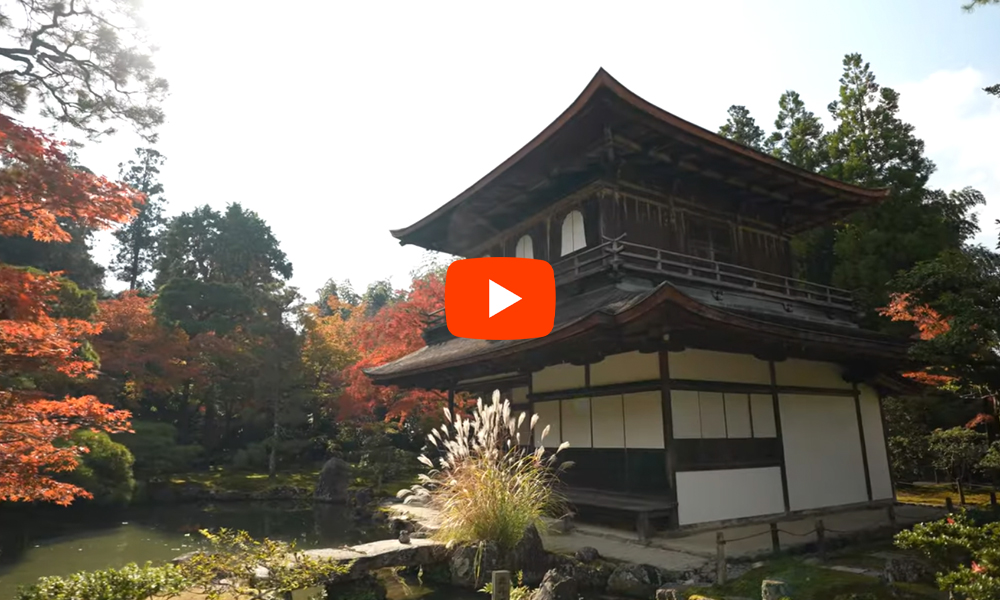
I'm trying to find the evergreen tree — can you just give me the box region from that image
[768,90,825,171]
[823,54,973,316]
[718,105,768,151]
[111,148,167,291]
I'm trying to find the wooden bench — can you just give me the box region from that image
[562,487,676,542]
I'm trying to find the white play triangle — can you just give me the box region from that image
[488,279,521,318]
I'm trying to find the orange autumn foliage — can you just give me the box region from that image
[880,292,952,340]
[880,292,957,386]
[304,274,446,422]
[95,291,198,401]
[0,116,139,505]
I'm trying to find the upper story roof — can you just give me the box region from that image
[391,69,889,257]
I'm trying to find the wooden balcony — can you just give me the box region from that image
[555,236,854,312]
[422,236,855,343]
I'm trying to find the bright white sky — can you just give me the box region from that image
[67,0,1000,302]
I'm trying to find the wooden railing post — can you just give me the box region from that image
[815,519,826,561]
[770,522,780,555]
[716,531,727,585]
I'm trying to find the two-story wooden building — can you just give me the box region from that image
[367,69,912,534]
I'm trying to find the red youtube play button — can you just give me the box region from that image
[445,258,555,340]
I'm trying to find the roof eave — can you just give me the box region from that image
[389,68,890,244]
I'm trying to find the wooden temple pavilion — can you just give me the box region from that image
[366,69,911,536]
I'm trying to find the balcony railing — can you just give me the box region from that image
[422,235,855,338]
[555,236,854,311]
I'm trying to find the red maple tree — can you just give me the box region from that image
[879,292,958,386]
[95,291,198,402]
[0,116,138,505]
[306,273,447,422]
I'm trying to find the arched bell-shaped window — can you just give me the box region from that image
[560,210,586,256]
[515,235,534,259]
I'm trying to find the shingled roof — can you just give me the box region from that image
[390,68,890,257]
[365,280,909,387]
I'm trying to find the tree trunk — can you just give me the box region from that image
[268,405,278,481]
[958,479,966,505]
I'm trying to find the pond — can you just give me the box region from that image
[0,501,392,598]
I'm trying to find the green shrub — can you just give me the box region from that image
[330,422,417,492]
[232,442,269,470]
[231,438,316,471]
[896,510,1000,599]
[398,391,570,551]
[14,529,345,600]
[180,528,347,598]
[62,430,136,506]
[114,421,203,480]
[14,562,189,600]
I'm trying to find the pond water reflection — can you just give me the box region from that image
[0,502,384,598]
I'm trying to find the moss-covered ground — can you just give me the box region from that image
[895,482,995,508]
[683,540,944,600]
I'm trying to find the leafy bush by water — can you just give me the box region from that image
[15,562,188,600]
[399,391,570,551]
[61,430,136,505]
[15,528,347,600]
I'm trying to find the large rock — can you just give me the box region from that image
[449,524,550,589]
[606,563,667,599]
[304,538,449,582]
[314,457,351,503]
[574,546,600,563]
[761,579,790,600]
[510,524,549,586]
[450,541,503,589]
[531,566,578,600]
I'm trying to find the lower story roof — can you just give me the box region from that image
[365,281,911,388]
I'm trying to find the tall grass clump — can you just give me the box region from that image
[398,390,571,551]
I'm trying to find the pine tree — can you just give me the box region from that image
[768,91,825,171]
[111,148,167,291]
[718,105,768,151]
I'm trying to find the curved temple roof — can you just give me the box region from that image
[391,68,889,255]
[365,280,910,389]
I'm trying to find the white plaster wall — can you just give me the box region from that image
[533,400,561,447]
[780,394,869,511]
[676,467,786,525]
[750,394,777,438]
[623,391,664,449]
[532,363,585,393]
[724,393,753,438]
[590,351,660,386]
[592,395,625,448]
[859,385,894,500]
[561,398,592,448]
[699,392,727,438]
[668,349,770,384]
[511,386,529,405]
[774,359,851,389]
[672,390,701,439]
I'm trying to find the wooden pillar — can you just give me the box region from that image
[447,388,455,415]
[527,374,535,451]
[877,394,897,501]
[660,350,680,529]
[853,382,873,502]
[768,361,791,513]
